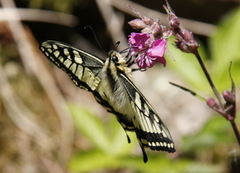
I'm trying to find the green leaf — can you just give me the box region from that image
[106,116,136,156]
[210,8,240,90]
[166,37,209,92]
[69,103,135,155]
[69,103,110,152]
[69,150,119,172]
[182,115,235,156]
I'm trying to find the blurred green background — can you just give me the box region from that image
[0,0,240,172]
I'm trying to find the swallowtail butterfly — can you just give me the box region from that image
[40,40,175,162]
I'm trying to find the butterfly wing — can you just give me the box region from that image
[40,40,104,91]
[119,73,175,162]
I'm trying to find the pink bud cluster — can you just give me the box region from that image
[128,1,199,69]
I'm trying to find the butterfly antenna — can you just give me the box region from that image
[84,25,106,54]
[120,47,130,54]
[114,41,120,50]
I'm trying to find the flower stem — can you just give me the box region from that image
[194,50,224,108]
[194,50,240,147]
[230,120,240,146]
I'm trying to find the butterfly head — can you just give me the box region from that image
[108,50,125,64]
[107,50,133,76]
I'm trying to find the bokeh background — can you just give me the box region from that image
[0,0,240,172]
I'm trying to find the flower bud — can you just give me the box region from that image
[223,90,235,103]
[169,16,180,29]
[128,19,146,30]
[175,38,199,54]
[206,97,219,109]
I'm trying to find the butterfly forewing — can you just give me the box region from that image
[40,40,175,163]
[40,41,104,91]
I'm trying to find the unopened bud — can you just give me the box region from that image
[223,90,235,103]
[175,38,199,54]
[169,14,180,29]
[173,25,199,53]
[142,16,154,25]
[128,19,146,29]
[206,97,219,109]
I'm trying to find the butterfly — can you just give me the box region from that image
[40,40,175,162]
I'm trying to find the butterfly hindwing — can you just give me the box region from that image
[93,90,135,132]
[118,73,175,154]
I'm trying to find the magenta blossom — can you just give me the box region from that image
[135,39,167,68]
[147,39,167,65]
[128,32,167,68]
[128,32,150,55]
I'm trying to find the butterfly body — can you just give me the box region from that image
[40,40,175,162]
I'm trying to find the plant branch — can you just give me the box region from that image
[0,8,78,27]
[230,121,240,146]
[1,0,75,164]
[194,50,224,108]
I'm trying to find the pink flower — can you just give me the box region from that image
[146,39,167,66]
[128,32,150,55]
[135,54,154,68]
[129,33,167,68]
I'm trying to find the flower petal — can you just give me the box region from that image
[136,53,155,68]
[128,32,150,50]
[147,39,167,57]
[156,56,166,66]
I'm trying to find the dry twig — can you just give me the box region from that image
[1,0,75,166]
[108,0,216,36]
